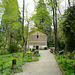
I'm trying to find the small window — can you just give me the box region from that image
[37,35,39,38]
[33,46,35,47]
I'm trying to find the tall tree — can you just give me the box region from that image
[22,0,26,57]
[32,0,51,33]
[49,0,58,53]
[32,0,52,47]
[63,5,75,53]
[54,0,58,53]
[68,0,70,7]
[1,0,22,44]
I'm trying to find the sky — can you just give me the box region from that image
[17,0,68,27]
[18,0,68,16]
[0,0,68,25]
[18,0,35,18]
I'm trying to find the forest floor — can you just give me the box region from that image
[12,50,63,75]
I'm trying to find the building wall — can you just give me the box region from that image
[28,31,47,49]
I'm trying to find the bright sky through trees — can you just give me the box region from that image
[18,0,35,17]
[18,0,68,15]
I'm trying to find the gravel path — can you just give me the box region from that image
[12,50,63,75]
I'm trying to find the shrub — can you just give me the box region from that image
[26,51,32,54]
[25,47,30,51]
[12,67,23,73]
[7,43,19,53]
[32,57,39,61]
[36,54,40,57]
[36,50,39,54]
[44,47,48,50]
[32,48,36,52]
[0,50,9,55]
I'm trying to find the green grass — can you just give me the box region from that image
[56,54,75,75]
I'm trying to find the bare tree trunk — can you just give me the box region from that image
[57,7,61,22]
[68,0,70,7]
[54,0,58,54]
[5,21,9,43]
[27,21,29,48]
[64,0,67,54]
[10,32,13,44]
[65,37,67,54]
[22,0,25,58]
[51,0,58,54]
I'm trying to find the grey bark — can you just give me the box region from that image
[23,0,25,58]
[54,0,58,54]
[51,0,58,54]
[68,0,70,7]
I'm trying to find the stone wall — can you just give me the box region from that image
[28,31,47,49]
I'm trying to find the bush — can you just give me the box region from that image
[44,47,48,50]
[36,50,39,54]
[7,43,19,53]
[32,48,36,52]
[12,67,23,73]
[0,50,9,55]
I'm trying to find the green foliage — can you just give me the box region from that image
[12,67,23,73]
[44,47,47,50]
[56,53,75,75]
[32,48,36,52]
[32,57,39,61]
[32,0,51,33]
[7,43,19,53]
[0,50,9,55]
[1,0,22,43]
[36,54,40,57]
[0,51,40,74]
[63,5,75,52]
[36,50,39,54]
[0,53,26,74]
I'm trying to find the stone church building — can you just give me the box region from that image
[28,31,47,50]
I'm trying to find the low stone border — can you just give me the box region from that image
[54,54,66,75]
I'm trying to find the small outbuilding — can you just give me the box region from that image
[28,31,47,50]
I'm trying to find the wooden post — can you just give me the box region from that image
[12,59,17,69]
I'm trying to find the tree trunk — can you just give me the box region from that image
[52,0,58,54]
[6,21,9,43]
[65,37,67,54]
[57,7,61,22]
[68,0,70,7]
[55,0,58,54]
[27,21,29,47]
[22,0,25,58]
[10,32,13,44]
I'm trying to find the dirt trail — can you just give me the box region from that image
[12,50,63,75]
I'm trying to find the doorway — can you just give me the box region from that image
[36,46,39,50]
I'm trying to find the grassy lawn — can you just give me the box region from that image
[0,51,40,75]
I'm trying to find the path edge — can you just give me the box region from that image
[53,53,66,75]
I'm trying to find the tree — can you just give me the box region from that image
[1,0,22,44]
[68,0,70,7]
[31,0,52,47]
[63,5,75,53]
[48,0,58,53]
[22,0,26,57]
[32,0,51,33]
